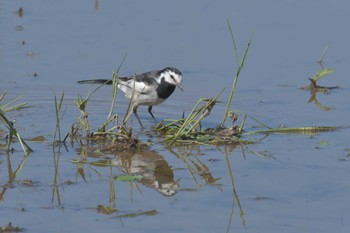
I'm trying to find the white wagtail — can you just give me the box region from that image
[78,67,183,128]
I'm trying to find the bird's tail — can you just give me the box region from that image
[77,79,112,85]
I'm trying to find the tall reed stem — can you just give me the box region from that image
[220,20,253,128]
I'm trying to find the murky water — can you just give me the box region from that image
[1,0,350,232]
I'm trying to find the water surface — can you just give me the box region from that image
[1,0,350,232]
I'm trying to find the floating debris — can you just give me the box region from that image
[16,7,24,17]
[96,205,117,215]
[115,210,158,218]
[301,49,339,93]
[245,126,338,136]
[114,175,143,182]
[0,222,24,232]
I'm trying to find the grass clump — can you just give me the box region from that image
[68,28,339,148]
[154,96,247,146]
[155,21,252,146]
[154,26,338,145]
[0,222,24,232]
[71,65,147,151]
[0,91,32,155]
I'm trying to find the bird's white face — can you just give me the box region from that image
[161,70,183,91]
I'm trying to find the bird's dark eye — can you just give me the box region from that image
[170,75,175,80]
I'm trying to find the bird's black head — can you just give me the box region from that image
[158,67,183,92]
[161,67,182,76]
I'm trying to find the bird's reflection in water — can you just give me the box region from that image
[111,151,179,196]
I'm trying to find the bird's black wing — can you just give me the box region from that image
[118,70,159,93]
[133,69,160,84]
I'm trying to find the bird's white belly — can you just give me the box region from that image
[118,85,165,106]
[132,92,166,106]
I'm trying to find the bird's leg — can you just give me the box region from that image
[133,106,144,128]
[148,106,158,123]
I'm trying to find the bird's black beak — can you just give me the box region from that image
[177,83,183,91]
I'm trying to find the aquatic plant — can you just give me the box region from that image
[71,27,340,148]
[154,21,253,146]
[154,96,248,146]
[0,222,24,232]
[0,91,32,155]
[52,91,66,144]
[220,19,253,128]
[301,68,338,93]
[70,55,147,151]
[244,125,337,136]
[301,47,339,93]
[72,74,146,150]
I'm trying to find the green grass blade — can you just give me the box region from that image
[220,23,253,128]
[122,79,137,126]
[312,68,334,82]
[116,209,158,218]
[244,126,337,135]
[226,19,239,68]
[104,53,127,123]
[104,72,118,126]
[0,111,33,155]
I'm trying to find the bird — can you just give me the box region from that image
[77,67,183,128]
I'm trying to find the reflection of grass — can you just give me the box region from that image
[307,92,332,111]
[224,146,245,230]
[51,92,65,206]
[0,151,29,201]
[168,147,220,188]
[51,145,62,206]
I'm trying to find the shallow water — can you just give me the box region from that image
[1,0,350,232]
